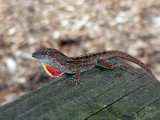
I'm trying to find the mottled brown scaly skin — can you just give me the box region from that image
[32,48,157,84]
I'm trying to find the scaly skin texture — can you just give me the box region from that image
[32,48,157,84]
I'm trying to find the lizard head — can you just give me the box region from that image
[32,48,62,63]
[32,48,65,77]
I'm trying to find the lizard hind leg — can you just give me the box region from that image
[97,59,142,75]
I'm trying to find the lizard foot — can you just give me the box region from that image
[75,81,83,86]
[70,79,83,86]
[120,65,142,75]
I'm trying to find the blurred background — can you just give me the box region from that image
[0,0,160,105]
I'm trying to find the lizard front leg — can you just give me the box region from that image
[75,69,80,84]
[97,59,141,75]
[71,69,83,85]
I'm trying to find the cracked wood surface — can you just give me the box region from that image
[0,59,160,120]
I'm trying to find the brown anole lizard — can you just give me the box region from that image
[32,48,157,84]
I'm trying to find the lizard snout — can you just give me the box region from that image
[32,52,39,59]
[32,50,45,60]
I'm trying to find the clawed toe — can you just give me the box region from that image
[70,79,83,86]
[75,81,82,86]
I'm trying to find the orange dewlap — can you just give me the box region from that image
[42,63,64,77]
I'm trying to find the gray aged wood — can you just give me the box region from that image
[0,59,160,120]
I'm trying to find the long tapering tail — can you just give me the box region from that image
[100,50,156,79]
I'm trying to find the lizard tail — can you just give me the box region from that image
[101,50,156,79]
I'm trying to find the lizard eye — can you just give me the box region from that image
[42,49,49,55]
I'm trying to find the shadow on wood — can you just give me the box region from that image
[0,59,160,120]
